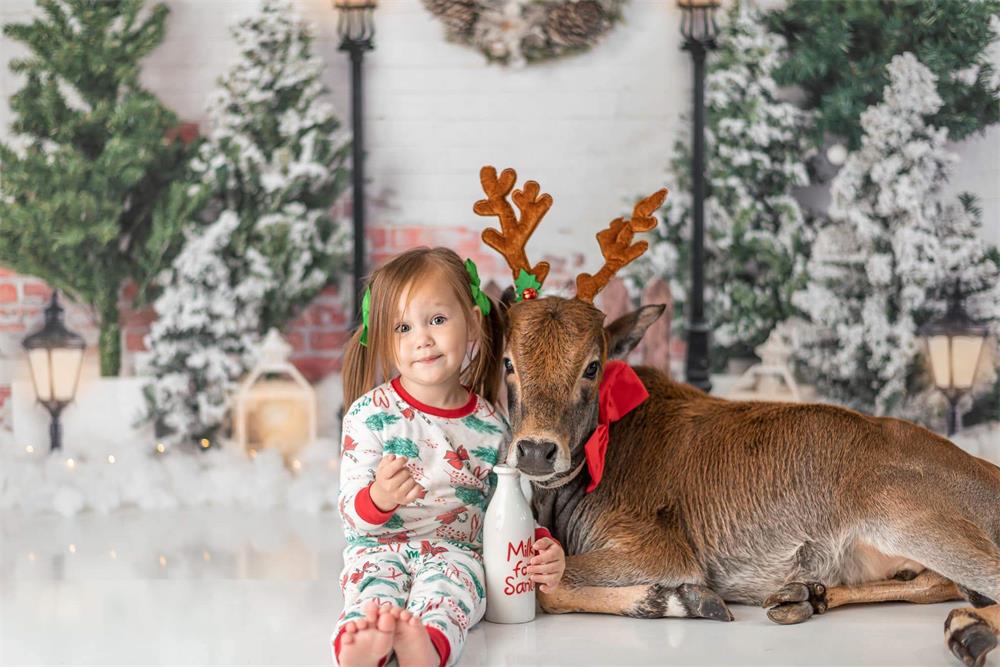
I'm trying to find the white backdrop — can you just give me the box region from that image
[1,0,998,259]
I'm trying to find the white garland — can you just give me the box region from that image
[793,53,1000,417]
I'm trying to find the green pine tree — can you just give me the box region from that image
[383,437,419,458]
[471,446,498,465]
[769,0,1000,148]
[0,0,199,375]
[454,485,486,510]
[462,415,501,435]
[365,413,400,431]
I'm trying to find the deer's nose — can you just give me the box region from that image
[515,439,558,474]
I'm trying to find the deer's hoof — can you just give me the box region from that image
[764,581,828,624]
[678,583,734,622]
[946,608,997,667]
[629,583,733,621]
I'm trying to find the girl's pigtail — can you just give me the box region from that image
[342,327,376,410]
[466,294,506,406]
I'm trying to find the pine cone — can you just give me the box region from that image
[423,0,478,39]
[545,0,607,48]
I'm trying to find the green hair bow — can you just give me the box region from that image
[465,259,491,316]
[359,287,371,347]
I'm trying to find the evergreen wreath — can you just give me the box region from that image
[422,0,627,65]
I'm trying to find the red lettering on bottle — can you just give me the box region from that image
[506,538,533,561]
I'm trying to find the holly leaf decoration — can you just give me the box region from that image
[514,269,542,302]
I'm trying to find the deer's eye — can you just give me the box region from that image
[583,361,600,379]
[503,358,514,374]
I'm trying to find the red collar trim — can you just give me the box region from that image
[390,377,478,418]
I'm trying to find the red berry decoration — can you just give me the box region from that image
[522,288,538,300]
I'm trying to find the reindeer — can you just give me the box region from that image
[474,165,1000,667]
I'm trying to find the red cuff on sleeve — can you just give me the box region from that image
[355,483,397,524]
[425,624,451,667]
[534,526,561,549]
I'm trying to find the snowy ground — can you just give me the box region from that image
[0,506,978,667]
[1,389,997,665]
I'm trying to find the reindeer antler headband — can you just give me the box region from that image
[473,165,668,304]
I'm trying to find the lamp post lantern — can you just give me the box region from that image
[22,290,86,451]
[918,285,990,437]
[334,0,376,325]
[678,0,719,393]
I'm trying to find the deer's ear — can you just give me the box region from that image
[500,286,517,311]
[604,305,665,360]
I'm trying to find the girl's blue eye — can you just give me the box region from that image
[395,323,410,334]
[431,315,447,326]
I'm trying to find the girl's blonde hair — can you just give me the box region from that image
[342,247,505,408]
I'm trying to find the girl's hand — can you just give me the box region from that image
[370,454,425,511]
[527,537,565,593]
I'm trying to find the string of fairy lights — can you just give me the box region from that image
[20,440,338,473]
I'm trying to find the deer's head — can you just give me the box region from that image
[475,166,667,480]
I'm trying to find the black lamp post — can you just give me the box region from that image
[678,0,719,393]
[22,291,86,452]
[334,0,376,325]
[918,285,990,437]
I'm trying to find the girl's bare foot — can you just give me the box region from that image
[390,608,440,667]
[339,601,397,667]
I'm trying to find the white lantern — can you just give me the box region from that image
[234,329,317,467]
[726,325,802,403]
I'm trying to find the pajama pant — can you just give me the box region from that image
[333,540,486,667]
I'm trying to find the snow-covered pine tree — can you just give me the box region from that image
[769,0,1000,149]
[793,53,1000,419]
[143,0,351,448]
[625,6,813,365]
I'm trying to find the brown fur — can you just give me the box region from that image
[502,296,1000,666]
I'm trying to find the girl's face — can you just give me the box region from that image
[392,277,478,393]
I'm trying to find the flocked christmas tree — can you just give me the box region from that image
[769,0,1000,149]
[625,6,813,364]
[143,0,351,448]
[0,0,198,376]
[793,53,1000,419]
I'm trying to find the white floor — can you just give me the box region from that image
[1,507,975,667]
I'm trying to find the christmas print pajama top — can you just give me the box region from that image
[334,377,547,667]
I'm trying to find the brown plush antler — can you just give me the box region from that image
[474,165,551,286]
[575,188,669,303]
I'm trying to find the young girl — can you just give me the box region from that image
[333,247,565,667]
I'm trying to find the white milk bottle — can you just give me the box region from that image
[483,464,536,623]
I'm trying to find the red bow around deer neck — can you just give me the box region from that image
[582,360,649,493]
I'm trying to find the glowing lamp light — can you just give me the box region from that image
[234,329,317,469]
[918,287,990,436]
[22,291,85,451]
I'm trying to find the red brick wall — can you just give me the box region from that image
[0,224,589,414]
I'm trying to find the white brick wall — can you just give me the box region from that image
[2,0,998,258]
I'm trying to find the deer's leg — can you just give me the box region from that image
[764,571,961,625]
[538,548,733,621]
[874,509,1000,666]
[945,605,999,667]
